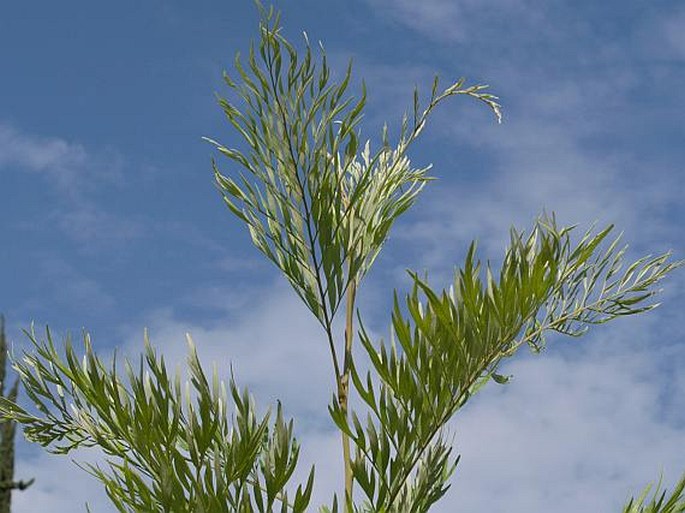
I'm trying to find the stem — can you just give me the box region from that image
[262,28,343,388]
[339,275,357,510]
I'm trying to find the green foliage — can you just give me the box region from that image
[0,4,682,513]
[206,9,503,506]
[0,329,313,512]
[207,4,501,328]
[330,218,680,512]
[623,473,685,513]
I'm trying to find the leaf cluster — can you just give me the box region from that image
[206,4,501,332]
[330,216,681,512]
[623,473,685,513]
[0,329,313,513]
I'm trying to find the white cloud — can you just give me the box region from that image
[364,0,537,43]
[439,317,685,512]
[353,0,680,276]
[14,257,117,317]
[54,205,143,246]
[394,118,670,271]
[326,46,677,285]
[13,446,115,513]
[0,124,89,192]
[639,5,685,61]
[664,15,685,59]
[0,123,122,195]
[0,122,141,248]
[368,53,682,284]
[367,0,464,41]
[114,278,340,426]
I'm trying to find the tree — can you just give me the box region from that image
[0,316,34,513]
[0,4,683,512]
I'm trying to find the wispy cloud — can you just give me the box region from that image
[116,278,338,425]
[364,0,539,43]
[345,17,683,283]
[646,5,685,61]
[53,205,142,246]
[42,258,116,311]
[391,111,682,282]
[0,123,89,192]
[0,123,121,195]
[0,122,142,247]
[441,316,685,512]
[13,446,115,513]
[10,256,117,321]
[366,0,464,41]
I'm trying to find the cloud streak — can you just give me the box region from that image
[346,12,684,284]
[0,123,122,196]
[0,122,142,247]
[364,0,535,43]
[13,446,115,513]
[442,316,685,512]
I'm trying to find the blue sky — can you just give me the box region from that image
[1,1,684,511]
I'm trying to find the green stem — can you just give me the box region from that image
[339,276,357,510]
